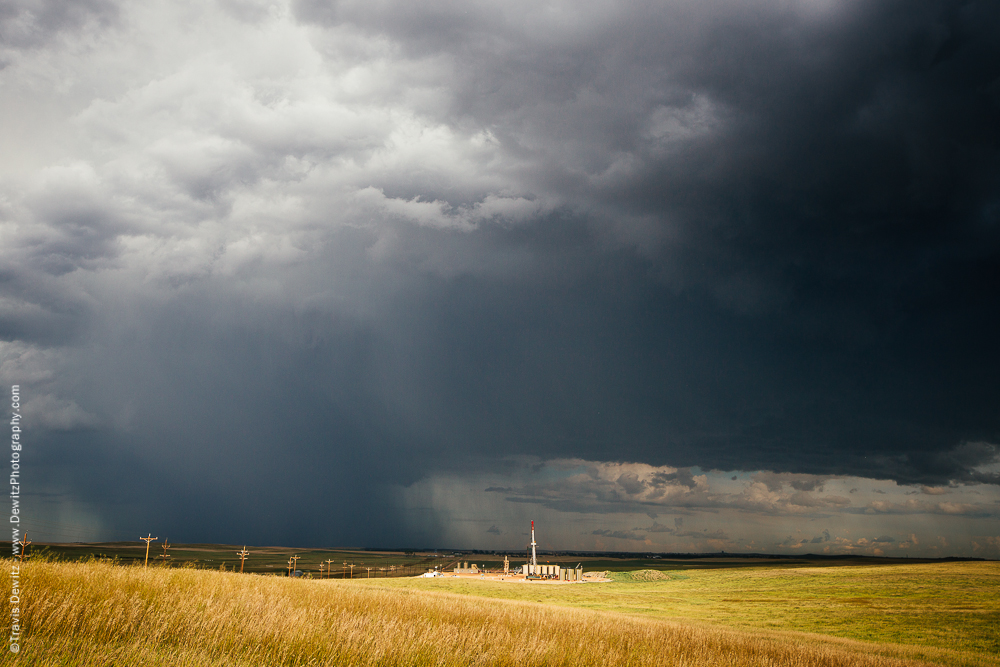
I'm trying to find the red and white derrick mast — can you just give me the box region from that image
[530,520,537,569]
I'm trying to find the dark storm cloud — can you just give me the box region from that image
[864,442,1000,486]
[651,469,700,490]
[3,0,1000,548]
[21,281,434,545]
[282,0,1000,487]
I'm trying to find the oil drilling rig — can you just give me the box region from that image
[521,520,584,580]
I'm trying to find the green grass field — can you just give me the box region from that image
[363,561,1000,663]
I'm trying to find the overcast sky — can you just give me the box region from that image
[2,0,998,557]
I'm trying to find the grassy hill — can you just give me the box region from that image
[367,561,1000,661]
[2,558,997,666]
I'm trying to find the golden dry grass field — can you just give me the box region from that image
[0,558,996,666]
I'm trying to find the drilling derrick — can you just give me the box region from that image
[530,520,537,569]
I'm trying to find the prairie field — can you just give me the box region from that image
[368,562,1000,658]
[1,558,996,667]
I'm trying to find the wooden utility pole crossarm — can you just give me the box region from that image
[159,538,171,563]
[140,533,158,567]
[237,547,250,573]
[16,533,30,563]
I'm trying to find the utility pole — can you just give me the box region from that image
[325,559,335,579]
[287,554,300,577]
[348,562,355,578]
[237,546,250,573]
[16,533,30,563]
[365,566,372,578]
[159,538,171,563]
[141,533,158,567]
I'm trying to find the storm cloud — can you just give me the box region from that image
[1,0,998,553]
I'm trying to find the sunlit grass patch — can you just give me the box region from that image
[366,561,1000,664]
